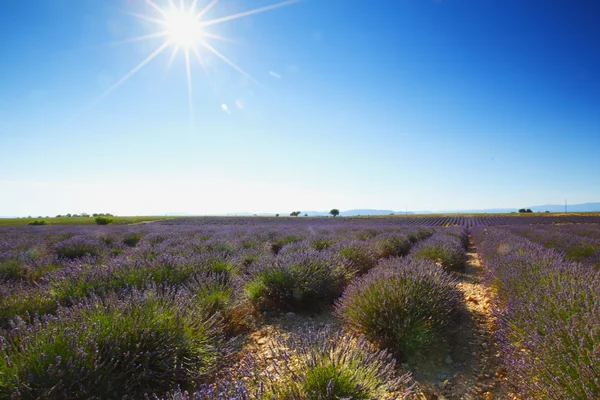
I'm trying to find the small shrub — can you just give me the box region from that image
[0,288,57,327]
[244,250,350,312]
[335,240,379,275]
[410,232,467,271]
[185,328,414,399]
[310,235,334,251]
[0,288,229,399]
[53,236,104,260]
[94,216,113,225]
[270,235,303,254]
[336,257,460,360]
[373,233,412,258]
[28,220,50,226]
[405,228,434,244]
[122,232,142,247]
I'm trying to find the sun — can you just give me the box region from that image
[164,7,204,48]
[91,0,300,122]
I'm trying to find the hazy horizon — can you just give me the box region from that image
[2,0,599,216]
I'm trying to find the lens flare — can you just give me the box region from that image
[88,0,300,120]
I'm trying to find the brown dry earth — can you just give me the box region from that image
[233,236,512,399]
[421,237,510,399]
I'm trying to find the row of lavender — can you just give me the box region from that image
[0,220,468,398]
[473,227,599,399]
[502,224,600,269]
[373,215,600,227]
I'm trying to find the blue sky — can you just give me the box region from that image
[1,0,599,216]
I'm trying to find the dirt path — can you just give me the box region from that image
[426,235,508,400]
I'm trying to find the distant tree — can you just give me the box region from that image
[275,214,280,217]
[304,213,308,217]
[55,215,62,218]
[80,213,90,217]
[27,215,32,219]
[66,213,72,218]
[29,220,50,226]
[545,211,550,213]
[518,209,526,213]
[290,211,301,217]
[95,216,113,225]
[330,209,340,217]
[92,213,98,217]
[526,209,533,213]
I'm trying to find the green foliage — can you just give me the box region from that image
[330,208,340,217]
[205,329,413,399]
[0,289,226,399]
[122,232,142,247]
[412,246,466,271]
[310,237,333,251]
[336,258,460,360]
[565,244,597,262]
[94,216,114,225]
[270,235,302,254]
[245,252,350,312]
[373,234,412,258]
[28,220,50,226]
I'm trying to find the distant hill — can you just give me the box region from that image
[528,202,600,213]
[415,202,600,214]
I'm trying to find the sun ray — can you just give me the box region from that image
[201,41,264,88]
[126,12,167,26]
[106,31,169,46]
[189,0,200,13]
[200,0,300,28]
[167,45,180,72]
[196,0,220,20]
[96,41,171,104]
[184,48,194,123]
[202,32,238,43]
[192,46,210,78]
[145,0,167,16]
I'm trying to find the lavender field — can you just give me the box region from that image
[0,217,598,399]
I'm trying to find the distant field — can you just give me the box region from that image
[0,216,176,226]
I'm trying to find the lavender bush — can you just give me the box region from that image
[335,257,460,359]
[244,250,351,312]
[505,225,600,269]
[0,287,229,399]
[473,227,600,399]
[373,233,412,258]
[163,328,415,399]
[409,229,467,271]
[334,239,379,275]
